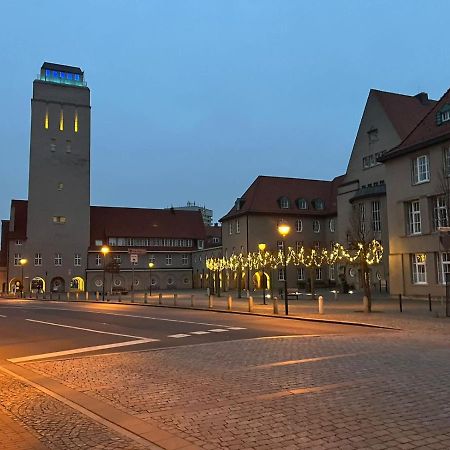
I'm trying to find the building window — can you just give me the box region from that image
[74,109,78,132]
[236,219,240,233]
[59,108,64,131]
[297,267,304,280]
[412,253,427,284]
[66,140,71,153]
[312,199,324,210]
[372,201,381,232]
[295,241,303,252]
[440,111,450,123]
[315,268,322,281]
[34,253,42,266]
[329,265,335,281]
[212,237,220,244]
[197,240,204,250]
[229,221,233,235]
[57,182,64,191]
[15,240,23,245]
[329,219,336,233]
[278,268,285,281]
[95,254,102,266]
[433,196,448,230]
[313,220,320,233]
[113,255,122,264]
[50,138,56,152]
[279,197,290,209]
[14,254,21,266]
[444,148,450,177]
[148,254,156,264]
[166,254,172,266]
[297,198,307,209]
[52,216,66,224]
[74,253,81,266]
[438,252,450,284]
[277,241,284,251]
[368,128,378,143]
[54,253,62,266]
[295,219,303,233]
[362,155,375,169]
[359,203,366,234]
[45,107,49,129]
[182,254,189,265]
[95,240,103,246]
[412,155,430,184]
[407,201,422,235]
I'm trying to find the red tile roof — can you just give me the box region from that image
[381,88,450,161]
[90,206,206,245]
[372,89,436,140]
[220,175,345,221]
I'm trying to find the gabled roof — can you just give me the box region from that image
[380,88,450,161]
[372,89,436,140]
[220,175,345,221]
[90,206,206,244]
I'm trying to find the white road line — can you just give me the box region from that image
[168,334,191,338]
[25,319,148,339]
[208,329,229,333]
[0,314,6,318]
[227,327,246,330]
[190,331,210,335]
[8,339,157,363]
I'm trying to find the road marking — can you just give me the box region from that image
[8,338,158,363]
[253,353,360,369]
[226,326,246,330]
[190,331,210,335]
[0,314,6,318]
[25,319,148,339]
[208,329,229,333]
[168,334,191,338]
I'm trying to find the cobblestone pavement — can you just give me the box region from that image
[26,331,450,449]
[0,370,150,449]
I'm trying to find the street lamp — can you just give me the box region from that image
[277,223,290,315]
[19,258,28,298]
[101,245,110,301]
[258,243,267,305]
[148,262,155,296]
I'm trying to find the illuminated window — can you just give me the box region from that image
[411,253,427,284]
[14,254,21,266]
[57,182,63,191]
[52,216,66,224]
[44,108,49,129]
[59,109,64,131]
[74,110,78,132]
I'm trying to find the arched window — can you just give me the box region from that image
[313,220,320,233]
[296,198,308,210]
[295,219,303,232]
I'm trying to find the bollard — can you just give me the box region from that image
[158,293,162,305]
[76,292,79,301]
[399,293,403,312]
[66,292,70,301]
[208,295,213,308]
[334,290,338,301]
[227,295,232,311]
[273,297,279,315]
[190,294,194,307]
[58,293,61,301]
[131,292,134,303]
[118,292,122,302]
[428,293,432,312]
[106,293,110,302]
[50,292,53,301]
[318,295,324,315]
[248,296,254,312]
[144,292,148,304]
[85,291,89,301]
[96,291,99,301]
[206,287,210,297]
[43,292,47,300]
[363,295,369,313]
[174,293,177,306]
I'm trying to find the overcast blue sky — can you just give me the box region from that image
[1,1,449,222]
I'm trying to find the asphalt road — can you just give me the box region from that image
[0,299,384,362]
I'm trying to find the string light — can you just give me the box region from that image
[206,240,383,271]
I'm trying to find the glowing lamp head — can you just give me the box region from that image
[258,243,266,252]
[148,262,155,269]
[277,223,291,237]
[100,245,110,255]
[19,258,28,266]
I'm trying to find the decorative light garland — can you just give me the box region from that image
[206,240,383,271]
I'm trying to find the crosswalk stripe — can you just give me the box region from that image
[227,327,246,330]
[208,329,229,333]
[190,331,210,335]
[168,334,191,338]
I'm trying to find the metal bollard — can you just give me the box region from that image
[318,295,324,315]
[85,291,89,301]
[158,293,162,305]
[227,295,232,311]
[50,292,53,301]
[334,290,338,301]
[273,297,279,315]
[174,293,177,306]
[399,293,403,312]
[363,295,369,313]
[66,292,70,301]
[96,291,99,301]
[208,295,213,308]
[428,293,432,312]
[106,293,110,302]
[118,292,122,302]
[131,292,134,303]
[144,293,148,304]
[191,294,194,307]
[248,296,254,312]
[58,293,61,301]
[76,292,79,301]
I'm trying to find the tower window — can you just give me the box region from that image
[59,109,64,131]
[74,110,78,133]
[66,140,71,153]
[57,182,64,191]
[52,216,66,224]
[50,138,56,152]
[44,108,49,129]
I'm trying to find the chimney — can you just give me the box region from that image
[415,92,429,105]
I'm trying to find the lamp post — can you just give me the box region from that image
[101,245,110,301]
[258,243,267,305]
[19,258,28,298]
[148,262,154,296]
[277,223,290,315]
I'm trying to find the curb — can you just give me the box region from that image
[2,296,400,330]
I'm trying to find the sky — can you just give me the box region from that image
[1,1,450,223]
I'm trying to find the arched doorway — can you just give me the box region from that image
[31,277,45,293]
[253,272,270,290]
[50,277,65,293]
[9,278,21,294]
[70,276,84,291]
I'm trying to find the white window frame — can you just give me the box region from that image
[412,155,430,184]
[296,219,303,233]
[372,201,381,232]
[34,253,42,266]
[408,201,422,235]
[359,203,366,234]
[280,198,290,209]
[95,254,102,266]
[165,254,172,266]
[315,267,322,281]
[14,254,21,266]
[411,253,427,284]
[313,219,320,233]
[433,196,448,230]
[329,265,335,281]
[297,267,304,281]
[182,254,189,265]
[54,253,62,266]
[229,221,233,235]
[439,252,450,284]
[329,219,336,233]
[114,255,122,264]
[148,254,156,264]
[297,199,307,210]
[74,253,81,266]
[278,268,285,281]
[235,219,240,234]
[277,241,284,251]
[15,240,23,246]
[441,111,450,123]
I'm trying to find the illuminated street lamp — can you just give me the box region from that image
[148,262,155,296]
[258,243,267,305]
[19,258,28,298]
[101,245,110,301]
[277,223,290,315]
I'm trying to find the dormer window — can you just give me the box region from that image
[311,199,325,210]
[235,198,245,211]
[279,197,290,209]
[437,105,450,125]
[296,198,308,210]
[441,111,450,123]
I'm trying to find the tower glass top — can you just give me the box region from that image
[37,62,87,87]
